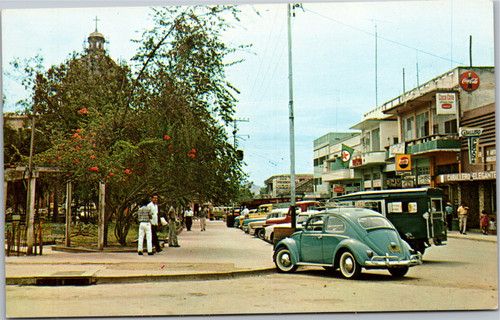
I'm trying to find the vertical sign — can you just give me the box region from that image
[459,127,483,164]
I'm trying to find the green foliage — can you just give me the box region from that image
[9,5,248,246]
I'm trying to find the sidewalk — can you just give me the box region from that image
[5,220,276,285]
[5,221,497,286]
[447,229,498,243]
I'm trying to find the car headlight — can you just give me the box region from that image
[366,250,374,258]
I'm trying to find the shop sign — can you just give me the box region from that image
[386,178,402,188]
[389,142,405,158]
[352,157,362,166]
[333,185,345,193]
[459,127,483,137]
[459,127,483,164]
[417,174,431,185]
[402,179,414,188]
[396,154,412,172]
[345,186,360,193]
[437,171,496,182]
[436,93,457,115]
[459,71,480,92]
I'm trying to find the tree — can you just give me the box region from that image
[14,5,247,246]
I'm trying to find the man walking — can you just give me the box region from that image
[184,206,194,231]
[137,199,153,255]
[148,194,162,252]
[445,202,454,231]
[457,202,469,235]
[200,206,208,231]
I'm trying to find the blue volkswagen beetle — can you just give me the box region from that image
[273,207,422,279]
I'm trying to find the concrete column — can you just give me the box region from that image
[98,182,105,250]
[478,182,485,220]
[26,177,36,255]
[65,182,72,247]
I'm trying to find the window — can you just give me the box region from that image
[444,119,457,134]
[358,216,393,230]
[416,112,429,138]
[430,199,443,213]
[404,117,415,141]
[371,128,380,151]
[325,216,346,233]
[305,215,324,232]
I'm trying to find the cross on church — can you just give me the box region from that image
[94,16,100,31]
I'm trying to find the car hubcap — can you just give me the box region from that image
[344,256,354,273]
[280,252,291,267]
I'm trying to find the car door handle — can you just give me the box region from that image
[317,235,322,239]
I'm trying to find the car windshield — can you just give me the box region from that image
[358,216,394,230]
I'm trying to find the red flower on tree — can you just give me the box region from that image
[164,135,171,140]
[77,108,88,114]
[125,169,131,174]
[90,166,99,171]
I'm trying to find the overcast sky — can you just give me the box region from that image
[1,0,498,186]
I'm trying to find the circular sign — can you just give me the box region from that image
[342,150,351,162]
[333,186,345,193]
[459,71,480,92]
[398,156,410,169]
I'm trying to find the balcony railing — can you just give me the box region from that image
[406,134,460,155]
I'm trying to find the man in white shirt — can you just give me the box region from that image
[184,207,194,231]
[147,195,162,252]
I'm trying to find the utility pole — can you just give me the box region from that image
[232,118,249,149]
[26,96,38,255]
[288,3,299,229]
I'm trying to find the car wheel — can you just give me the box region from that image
[257,229,265,239]
[389,267,409,278]
[339,251,361,279]
[274,247,297,273]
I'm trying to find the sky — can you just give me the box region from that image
[1,0,497,187]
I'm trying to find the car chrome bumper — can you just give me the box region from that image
[365,253,422,267]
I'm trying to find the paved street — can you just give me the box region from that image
[4,219,499,319]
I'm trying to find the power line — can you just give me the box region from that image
[303,7,467,66]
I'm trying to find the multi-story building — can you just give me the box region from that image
[313,66,495,228]
[313,132,361,198]
[350,106,398,191]
[264,174,313,199]
[381,66,495,228]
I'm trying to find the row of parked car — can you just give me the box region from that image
[233,201,322,243]
[231,201,422,279]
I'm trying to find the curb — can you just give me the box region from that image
[5,268,277,286]
[447,234,497,243]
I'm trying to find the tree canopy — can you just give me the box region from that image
[7,5,250,245]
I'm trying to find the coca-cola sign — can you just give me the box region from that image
[459,71,480,92]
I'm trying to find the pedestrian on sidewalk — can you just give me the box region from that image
[184,206,194,231]
[137,199,153,255]
[457,202,469,235]
[445,202,454,231]
[167,206,180,247]
[481,210,490,235]
[200,206,208,231]
[148,194,162,253]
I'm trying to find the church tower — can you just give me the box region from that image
[88,17,105,51]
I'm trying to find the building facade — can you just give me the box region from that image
[313,67,495,228]
[264,174,314,199]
